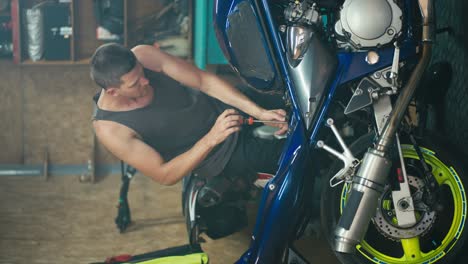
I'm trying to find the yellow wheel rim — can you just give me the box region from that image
[339,145,467,263]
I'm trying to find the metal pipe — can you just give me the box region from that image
[0,164,122,177]
[376,0,434,152]
[0,169,42,176]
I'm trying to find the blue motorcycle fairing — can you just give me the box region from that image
[213,1,331,263]
[338,42,417,85]
[236,116,316,263]
[214,0,419,263]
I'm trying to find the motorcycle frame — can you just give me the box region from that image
[213,0,419,263]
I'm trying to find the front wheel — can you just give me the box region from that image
[321,133,468,264]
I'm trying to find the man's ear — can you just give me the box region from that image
[105,87,119,96]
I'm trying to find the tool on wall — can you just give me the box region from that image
[130,0,190,58]
[93,0,124,41]
[0,0,12,58]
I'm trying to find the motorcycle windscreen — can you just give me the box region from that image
[216,1,280,92]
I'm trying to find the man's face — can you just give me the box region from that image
[115,63,151,99]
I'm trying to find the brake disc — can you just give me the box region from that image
[372,175,437,240]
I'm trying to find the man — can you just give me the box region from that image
[91,43,287,207]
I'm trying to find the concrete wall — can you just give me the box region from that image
[0,61,117,167]
[0,60,23,163]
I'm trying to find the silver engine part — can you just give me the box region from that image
[284,0,320,26]
[284,1,331,130]
[335,0,403,49]
[286,26,337,130]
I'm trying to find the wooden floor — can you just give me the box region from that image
[0,174,339,264]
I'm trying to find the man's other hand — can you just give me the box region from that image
[258,109,289,135]
[205,109,242,147]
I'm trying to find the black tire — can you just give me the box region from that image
[321,132,468,264]
[182,176,205,246]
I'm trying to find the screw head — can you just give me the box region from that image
[365,51,380,65]
[316,140,324,148]
[398,199,410,210]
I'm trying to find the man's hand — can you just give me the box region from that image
[204,109,242,147]
[258,109,289,135]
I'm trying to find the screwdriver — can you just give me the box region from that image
[240,116,288,125]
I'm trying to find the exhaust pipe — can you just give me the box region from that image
[333,0,434,253]
[376,0,434,153]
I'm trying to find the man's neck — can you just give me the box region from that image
[97,89,154,112]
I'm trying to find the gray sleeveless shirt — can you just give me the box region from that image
[93,69,238,179]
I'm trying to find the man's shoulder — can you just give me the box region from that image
[93,120,136,139]
[93,119,145,158]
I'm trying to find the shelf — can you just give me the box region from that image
[12,0,191,65]
[74,58,91,65]
[20,58,90,66]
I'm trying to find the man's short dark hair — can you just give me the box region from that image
[90,43,137,89]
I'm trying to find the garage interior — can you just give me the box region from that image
[1,0,467,263]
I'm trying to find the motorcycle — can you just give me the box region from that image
[182,0,468,263]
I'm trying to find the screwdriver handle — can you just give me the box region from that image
[241,117,287,125]
[240,117,254,125]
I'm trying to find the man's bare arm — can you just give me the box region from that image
[131,45,288,134]
[132,44,262,115]
[93,109,241,185]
